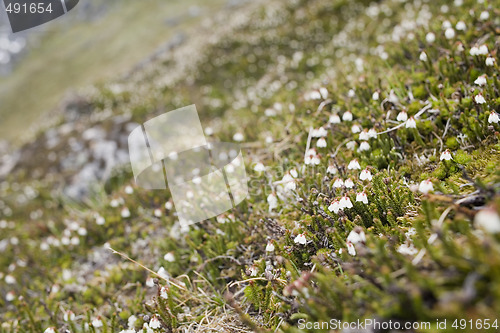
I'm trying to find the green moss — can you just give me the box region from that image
[445,137,460,150]
[454,150,472,165]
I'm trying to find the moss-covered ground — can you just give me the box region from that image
[1,0,500,332]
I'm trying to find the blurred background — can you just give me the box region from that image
[0,0,235,142]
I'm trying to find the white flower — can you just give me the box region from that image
[128,315,138,329]
[146,277,155,288]
[95,215,105,225]
[92,317,103,328]
[358,141,370,152]
[418,51,428,62]
[78,227,87,236]
[165,201,173,210]
[267,194,278,212]
[425,32,435,43]
[344,178,354,188]
[119,330,136,333]
[397,243,418,255]
[204,127,214,136]
[346,141,357,150]
[439,149,453,161]
[253,162,266,172]
[154,209,162,217]
[290,169,298,178]
[312,127,328,137]
[294,234,307,245]
[64,310,75,322]
[359,169,373,181]
[121,207,131,218]
[488,112,500,124]
[455,21,466,31]
[348,89,355,97]
[110,199,120,207]
[163,252,175,262]
[474,94,486,104]
[282,173,296,191]
[441,20,451,29]
[5,291,15,302]
[329,114,341,124]
[355,58,364,71]
[61,236,70,246]
[143,323,154,333]
[327,165,337,174]
[233,133,244,142]
[308,90,322,100]
[359,129,369,141]
[160,286,169,299]
[157,267,169,279]
[347,159,361,170]
[475,208,500,233]
[479,11,489,21]
[444,28,455,39]
[485,56,495,66]
[311,155,321,165]
[397,111,408,122]
[368,128,378,139]
[5,275,15,284]
[125,185,134,194]
[248,265,258,276]
[316,138,327,148]
[474,75,487,86]
[328,200,340,214]
[44,328,56,333]
[304,149,320,165]
[405,116,417,129]
[339,196,353,209]
[418,179,434,194]
[346,242,356,256]
[388,90,399,104]
[478,44,489,55]
[405,228,417,238]
[342,111,353,121]
[333,178,344,188]
[372,91,379,100]
[470,45,489,56]
[351,124,362,133]
[265,108,276,117]
[356,192,368,204]
[149,316,161,329]
[265,241,275,252]
[319,87,329,99]
[347,229,366,244]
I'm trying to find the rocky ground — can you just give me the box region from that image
[0,0,500,332]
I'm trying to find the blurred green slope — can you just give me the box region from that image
[0,0,225,142]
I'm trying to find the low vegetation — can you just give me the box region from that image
[0,0,499,332]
